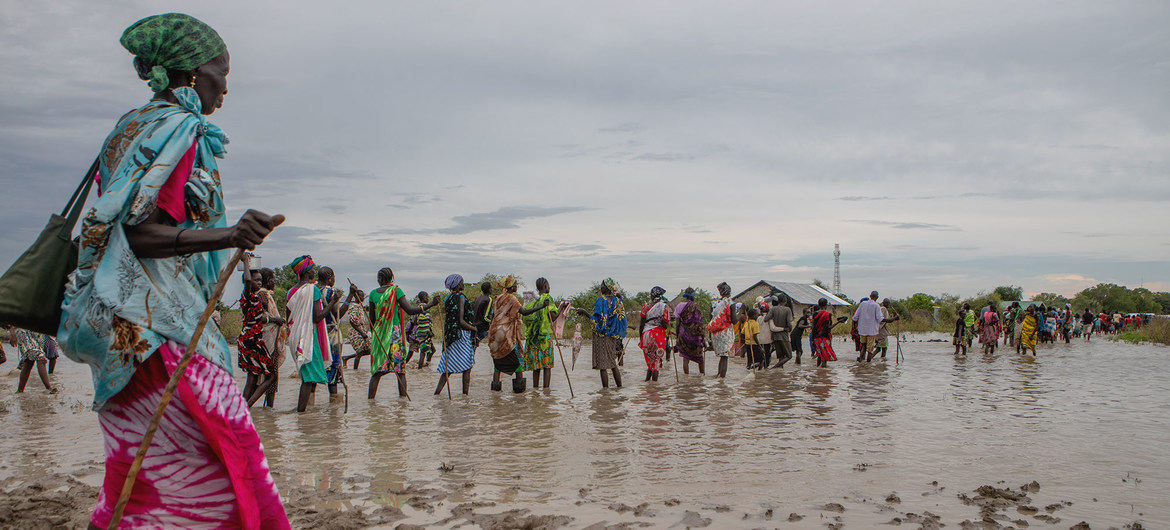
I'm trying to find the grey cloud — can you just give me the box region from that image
[893,244,979,251]
[555,243,605,253]
[598,123,645,133]
[848,220,961,231]
[386,192,441,209]
[387,206,594,235]
[837,196,893,201]
[631,152,695,162]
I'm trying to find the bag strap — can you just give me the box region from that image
[59,157,100,238]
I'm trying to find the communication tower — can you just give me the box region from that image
[832,244,841,296]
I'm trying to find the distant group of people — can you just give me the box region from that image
[234,267,920,406]
[952,301,1150,357]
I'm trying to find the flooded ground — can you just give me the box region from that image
[1,334,1165,529]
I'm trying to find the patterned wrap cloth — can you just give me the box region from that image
[59,86,229,408]
[370,285,407,374]
[60,14,287,527]
[523,293,555,370]
[439,293,475,373]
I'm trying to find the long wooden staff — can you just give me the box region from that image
[553,339,575,398]
[330,297,349,413]
[894,318,904,364]
[440,342,453,400]
[109,247,247,529]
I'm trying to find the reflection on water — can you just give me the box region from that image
[1,334,1167,527]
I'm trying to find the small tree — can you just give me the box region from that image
[993,285,1024,301]
[1030,292,1069,309]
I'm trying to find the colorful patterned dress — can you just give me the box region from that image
[439,292,475,373]
[811,310,838,362]
[288,284,329,384]
[415,311,435,362]
[640,301,670,372]
[524,293,555,370]
[346,303,371,356]
[370,285,408,375]
[56,85,287,528]
[236,289,270,375]
[591,295,625,370]
[676,301,705,364]
[709,297,734,357]
[15,329,46,365]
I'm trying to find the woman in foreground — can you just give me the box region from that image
[58,14,288,528]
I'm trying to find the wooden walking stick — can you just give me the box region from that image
[894,319,904,364]
[109,246,249,529]
[554,340,575,398]
[330,300,349,413]
[440,344,452,400]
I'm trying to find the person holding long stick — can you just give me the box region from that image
[342,284,372,370]
[524,277,567,389]
[286,256,342,413]
[577,278,624,388]
[675,288,707,375]
[237,253,276,402]
[436,274,476,395]
[368,268,437,400]
[254,267,286,408]
[638,286,671,382]
[489,276,543,392]
[317,267,360,396]
[57,13,289,528]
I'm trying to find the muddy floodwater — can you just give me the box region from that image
[1,334,1166,528]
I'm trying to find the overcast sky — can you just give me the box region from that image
[1,1,1167,302]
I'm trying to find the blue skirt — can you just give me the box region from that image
[438,330,475,373]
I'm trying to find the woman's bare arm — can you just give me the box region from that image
[124,208,283,259]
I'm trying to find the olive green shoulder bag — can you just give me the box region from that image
[0,158,98,335]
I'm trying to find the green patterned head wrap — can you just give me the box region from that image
[120,13,226,92]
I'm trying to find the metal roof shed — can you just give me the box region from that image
[732,281,851,307]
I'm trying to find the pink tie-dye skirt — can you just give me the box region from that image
[90,341,289,529]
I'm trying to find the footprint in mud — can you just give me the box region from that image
[821,503,845,513]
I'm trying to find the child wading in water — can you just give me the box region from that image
[414,292,437,368]
[953,303,973,355]
[367,267,437,400]
[742,308,761,369]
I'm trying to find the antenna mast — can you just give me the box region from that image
[833,243,841,296]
